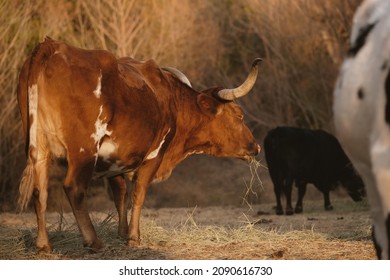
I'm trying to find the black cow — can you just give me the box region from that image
[263,127,365,215]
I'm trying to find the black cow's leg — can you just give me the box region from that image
[273,177,284,215]
[108,175,129,239]
[295,181,306,213]
[323,190,333,211]
[284,177,294,215]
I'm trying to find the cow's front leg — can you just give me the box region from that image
[127,179,150,247]
[127,162,159,247]
[322,190,333,211]
[108,175,129,239]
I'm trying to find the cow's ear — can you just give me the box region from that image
[197,93,222,116]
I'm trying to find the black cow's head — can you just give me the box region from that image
[341,164,366,201]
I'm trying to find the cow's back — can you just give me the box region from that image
[264,127,350,184]
[19,38,165,164]
[264,127,316,177]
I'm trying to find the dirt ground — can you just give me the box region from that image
[0,151,377,260]
[0,197,375,260]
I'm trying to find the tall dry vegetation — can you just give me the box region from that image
[224,0,360,132]
[0,0,361,210]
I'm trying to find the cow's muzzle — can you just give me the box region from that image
[250,143,261,156]
[241,143,260,160]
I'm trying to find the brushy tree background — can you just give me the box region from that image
[0,0,362,211]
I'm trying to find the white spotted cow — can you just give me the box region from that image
[333,0,390,259]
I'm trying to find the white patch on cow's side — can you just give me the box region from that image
[91,106,112,143]
[93,70,102,98]
[79,147,85,153]
[98,138,118,162]
[28,84,38,150]
[146,129,171,160]
[91,105,112,165]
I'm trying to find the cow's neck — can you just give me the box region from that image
[176,90,213,154]
[153,89,210,181]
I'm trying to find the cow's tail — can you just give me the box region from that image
[18,37,55,211]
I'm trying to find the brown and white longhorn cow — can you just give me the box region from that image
[17,37,261,253]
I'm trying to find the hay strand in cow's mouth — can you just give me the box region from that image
[242,157,264,209]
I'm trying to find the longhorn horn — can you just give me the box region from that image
[217,58,263,101]
[161,66,192,88]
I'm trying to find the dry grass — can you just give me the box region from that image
[229,0,362,131]
[241,158,264,209]
[0,199,375,260]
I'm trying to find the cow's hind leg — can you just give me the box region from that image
[108,175,129,239]
[284,177,294,215]
[273,181,284,215]
[295,181,307,214]
[63,164,102,251]
[270,171,284,215]
[33,152,51,253]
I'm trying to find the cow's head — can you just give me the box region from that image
[341,164,366,202]
[189,59,262,160]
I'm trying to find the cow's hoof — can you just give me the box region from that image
[275,209,284,215]
[37,244,52,255]
[127,238,140,247]
[295,207,303,214]
[325,205,334,211]
[84,239,104,251]
[285,209,294,215]
[118,228,129,240]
